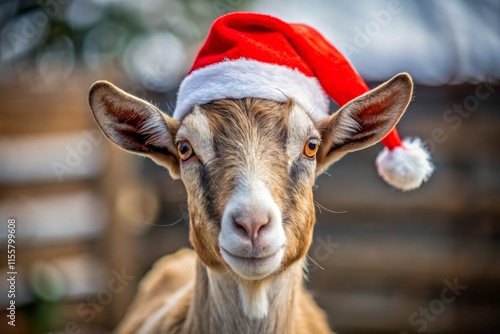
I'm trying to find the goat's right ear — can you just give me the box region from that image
[88,81,181,179]
[315,73,413,175]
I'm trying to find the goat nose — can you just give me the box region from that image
[234,214,269,241]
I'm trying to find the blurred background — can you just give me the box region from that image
[0,0,499,333]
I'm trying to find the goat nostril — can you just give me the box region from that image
[255,217,269,232]
[233,216,252,239]
[234,217,249,236]
[233,215,270,241]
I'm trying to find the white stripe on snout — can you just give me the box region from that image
[219,175,286,283]
[176,106,215,163]
[220,178,284,254]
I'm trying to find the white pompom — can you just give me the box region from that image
[376,137,434,191]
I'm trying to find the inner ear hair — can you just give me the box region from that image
[88,80,181,178]
[316,73,413,171]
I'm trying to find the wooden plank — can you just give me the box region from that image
[0,131,107,185]
[0,190,106,245]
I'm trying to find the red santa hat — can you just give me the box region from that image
[174,12,433,191]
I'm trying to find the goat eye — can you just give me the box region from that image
[177,141,194,161]
[303,138,319,159]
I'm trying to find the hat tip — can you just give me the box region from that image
[376,137,434,191]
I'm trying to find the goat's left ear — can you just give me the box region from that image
[88,81,181,179]
[315,73,413,174]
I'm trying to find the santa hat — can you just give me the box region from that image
[174,12,433,191]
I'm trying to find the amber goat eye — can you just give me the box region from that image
[177,141,194,161]
[303,138,319,158]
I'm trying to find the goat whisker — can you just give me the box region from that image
[141,218,183,227]
[314,201,347,214]
[306,254,324,271]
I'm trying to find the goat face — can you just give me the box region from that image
[177,98,318,280]
[88,73,413,282]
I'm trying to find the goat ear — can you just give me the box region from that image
[315,73,413,175]
[88,81,181,179]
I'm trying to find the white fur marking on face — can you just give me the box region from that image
[286,105,320,165]
[176,106,214,163]
[219,177,285,280]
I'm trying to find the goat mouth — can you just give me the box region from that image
[220,247,281,262]
[219,246,284,280]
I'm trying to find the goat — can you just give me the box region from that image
[88,71,414,333]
